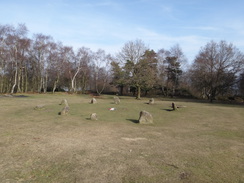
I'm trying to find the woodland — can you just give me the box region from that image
[1,24,244,102]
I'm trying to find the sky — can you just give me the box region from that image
[1,0,244,62]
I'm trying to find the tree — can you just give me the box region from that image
[117,39,148,99]
[30,33,53,93]
[157,45,185,97]
[6,24,29,93]
[238,72,244,97]
[190,40,244,102]
[58,46,74,91]
[157,48,169,96]
[92,49,111,95]
[139,49,158,96]
[46,41,64,93]
[15,37,30,93]
[165,56,182,97]
[0,24,14,93]
[117,39,148,64]
[110,61,126,95]
[69,47,91,93]
[78,50,92,94]
[123,49,158,99]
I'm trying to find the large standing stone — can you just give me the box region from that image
[59,106,69,115]
[138,110,153,124]
[90,113,98,120]
[90,98,97,104]
[148,98,154,105]
[113,96,120,104]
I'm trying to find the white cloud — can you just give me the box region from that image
[183,26,219,31]
[117,27,209,61]
[61,25,211,62]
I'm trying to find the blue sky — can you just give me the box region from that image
[1,0,244,62]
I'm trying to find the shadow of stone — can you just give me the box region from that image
[15,95,29,98]
[163,109,173,112]
[1,94,29,98]
[126,119,139,123]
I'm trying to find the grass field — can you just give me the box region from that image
[0,93,243,183]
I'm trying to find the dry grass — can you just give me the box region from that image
[0,93,244,183]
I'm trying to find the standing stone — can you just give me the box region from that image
[138,110,153,124]
[172,102,177,111]
[90,113,98,120]
[114,96,120,104]
[148,98,154,105]
[91,98,97,104]
[59,106,70,115]
[60,99,69,107]
[34,104,45,110]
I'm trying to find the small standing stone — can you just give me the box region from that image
[138,110,153,124]
[172,102,177,111]
[148,98,154,105]
[91,98,97,104]
[114,96,120,104]
[90,113,98,120]
[34,104,45,110]
[59,106,69,115]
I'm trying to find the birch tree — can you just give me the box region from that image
[6,24,28,93]
[92,49,112,95]
[30,34,52,93]
[0,25,13,92]
[69,47,91,93]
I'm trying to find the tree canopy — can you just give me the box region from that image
[189,40,244,102]
[1,23,244,101]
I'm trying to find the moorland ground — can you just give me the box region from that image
[0,93,243,183]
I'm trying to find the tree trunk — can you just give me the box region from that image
[95,71,108,96]
[119,85,124,96]
[52,81,57,93]
[31,76,35,92]
[21,68,25,93]
[210,89,216,103]
[25,67,28,92]
[11,65,18,94]
[71,78,75,92]
[38,77,43,93]
[11,47,18,94]
[144,90,148,96]
[0,75,2,93]
[70,68,81,93]
[17,68,21,93]
[136,85,141,99]
[96,81,106,96]
[81,75,87,94]
[43,72,48,93]
[161,86,166,96]
[52,75,59,93]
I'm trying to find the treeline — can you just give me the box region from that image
[0,24,244,102]
[0,24,112,94]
